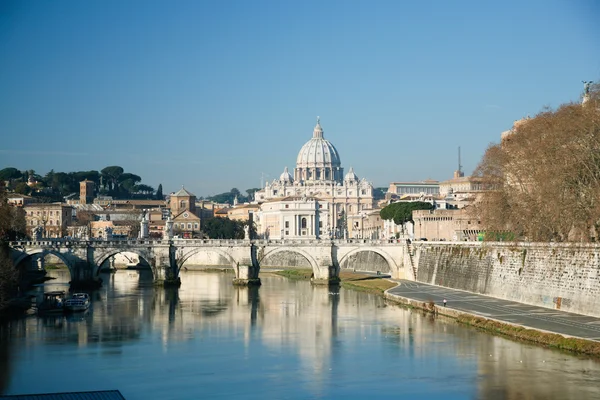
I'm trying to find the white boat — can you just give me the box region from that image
[64,293,90,312]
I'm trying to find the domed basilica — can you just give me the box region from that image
[255,118,374,239]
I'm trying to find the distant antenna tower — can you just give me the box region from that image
[454,147,464,178]
[260,172,269,188]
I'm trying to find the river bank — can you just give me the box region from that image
[274,268,600,357]
[273,268,396,294]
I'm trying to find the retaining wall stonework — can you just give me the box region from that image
[413,242,600,317]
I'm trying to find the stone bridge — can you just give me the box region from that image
[9,238,412,288]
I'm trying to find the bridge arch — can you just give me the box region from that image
[176,247,237,273]
[95,249,153,277]
[259,247,319,272]
[12,248,75,279]
[338,247,398,276]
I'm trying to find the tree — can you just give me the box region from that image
[156,184,164,200]
[0,168,22,182]
[101,166,124,193]
[132,184,155,198]
[245,188,261,202]
[0,189,26,311]
[472,86,600,242]
[14,182,31,195]
[207,188,244,205]
[0,247,18,312]
[380,201,434,225]
[373,187,387,201]
[202,217,245,239]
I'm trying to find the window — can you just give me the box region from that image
[180,200,186,208]
[194,223,199,229]
[285,231,289,235]
[285,221,289,228]
[285,204,289,208]
[319,221,322,228]
[187,223,192,229]
[361,189,366,195]
[301,218,307,229]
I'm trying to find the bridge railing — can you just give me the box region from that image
[10,237,407,248]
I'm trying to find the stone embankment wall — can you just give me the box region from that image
[413,242,600,317]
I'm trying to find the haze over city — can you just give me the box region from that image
[1,0,599,196]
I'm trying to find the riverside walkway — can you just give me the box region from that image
[387,280,600,341]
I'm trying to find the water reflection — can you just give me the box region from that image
[1,269,600,399]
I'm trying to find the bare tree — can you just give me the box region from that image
[472,87,600,242]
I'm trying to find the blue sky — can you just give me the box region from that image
[1,0,599,197]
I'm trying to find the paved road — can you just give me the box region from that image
[388,280,600,341]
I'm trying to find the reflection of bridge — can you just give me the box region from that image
[9,238,411,287]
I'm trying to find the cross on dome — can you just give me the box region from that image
[313,117,324,139]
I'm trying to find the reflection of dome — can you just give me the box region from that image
[296,118,341,169]
[344,167,358,182]
[279,167,293,183]
[294,118,344,183]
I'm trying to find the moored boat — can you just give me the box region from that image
[37,291,66,315]
[64,293,90,312]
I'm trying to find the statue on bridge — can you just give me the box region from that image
[164,210,174,240]
[583,80,593,95]
[76,226,88,240]
[32,225,43,241]
[103,226,113,240]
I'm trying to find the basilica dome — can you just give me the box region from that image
[295,118,343,183]
[344,167,358,182]
[279,166,293,183]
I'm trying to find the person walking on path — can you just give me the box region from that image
[443,298,447,307]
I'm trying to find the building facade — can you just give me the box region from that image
[257,196,330,240]
[24,203,73,238]
[412,208,483,241]
[254,118,374,238]
[387,180,440,197]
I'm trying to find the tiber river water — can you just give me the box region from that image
[2,269,600,400]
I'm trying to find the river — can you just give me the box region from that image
[1,269,600,400]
